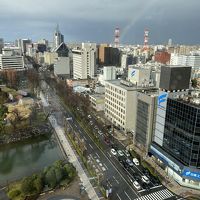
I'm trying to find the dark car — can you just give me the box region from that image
[142,182,151,191]
[118,156,126,163]
[142,168,150,176]
[111,144,118,151]
[133,173,140,181]
[122,160,129,169]
[151,177,160,186]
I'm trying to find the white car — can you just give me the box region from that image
[133,158,139,165]
[98,130,103,135]
[133,181,141,190]
[141,175,150,184]
[123,150,130,157]
[111,148,117,155]
[117,150,124,157]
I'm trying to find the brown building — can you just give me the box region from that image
[154,51,171,64]
[98,44,120,66]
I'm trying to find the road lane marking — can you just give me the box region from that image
[96,152,100,158]
[104,164,108,170]
[151,185,162,189]
[138,189,145,193]
[124,191,132,200]
[89,144,93,149]
[116,193,122,200]
[113,176,119,184]
[69,110,140,198]
[83,136,87,141]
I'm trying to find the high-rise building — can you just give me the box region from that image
[72,43,96,79]
[135,89,158,151]
[150,65,200,189]
[0,38,4,54]
[53,24,64,49]
[121,54,134,69]
[98,44,120,66]
[170,53,200,69]
[168,38,172,47]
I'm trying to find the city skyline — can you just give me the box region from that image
[0,0,200,44]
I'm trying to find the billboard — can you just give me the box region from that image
[157,91,168,110]
[154,91,168,146]
[131,69,136,77]
[182,169,200,181]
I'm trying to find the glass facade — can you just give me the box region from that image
[135,100,149,146]
[163,98,200,168]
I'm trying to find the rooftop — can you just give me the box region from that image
[171,91,200,108]
[105,79,156,91]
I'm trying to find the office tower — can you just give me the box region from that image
[0,38,4,53]
[54,43,70,79]
[104,80,155,133]
[150,65,200,190]
[98,44,120,66]
[168,38,172,47]
[135,89,158,151]
[103,66,116,80]
[53,24,64,49]
[72,43,96,79]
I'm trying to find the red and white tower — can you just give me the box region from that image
[114,27,120,48]
[143,28,149,50]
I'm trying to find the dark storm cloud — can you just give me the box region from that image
[0,0,200,44]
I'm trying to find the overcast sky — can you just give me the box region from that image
[0,0,200,44]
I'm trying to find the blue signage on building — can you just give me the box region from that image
[131,70,136,77]
[182,170,200,180]
[158,93,167,108]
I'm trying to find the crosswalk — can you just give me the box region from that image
[136,189,174,200]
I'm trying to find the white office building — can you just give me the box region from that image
[105,80,138,132]
[72,43,96,79]
[170,53,200,69]
[0,48,24,70]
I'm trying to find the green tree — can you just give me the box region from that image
[0,105,8,134]
[191,79,198,88]
[55,167,64,183]
[21,176,35,195]
[64,164,76,181]
[33,175,43,193]
[7,189,21,199]
[45,167,57,188]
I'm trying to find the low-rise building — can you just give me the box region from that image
[89,94,105,112]
[0,48,24,70]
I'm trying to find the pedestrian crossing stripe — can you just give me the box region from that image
[135,189,174,200]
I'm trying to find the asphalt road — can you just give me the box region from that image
[41,81,181,200]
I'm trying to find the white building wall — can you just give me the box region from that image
[0,54,25,70]
[72,43,96,79]
[54,57,70,76]
[128,67,150,86]
[103,66,116,80]
[104,81,136,132]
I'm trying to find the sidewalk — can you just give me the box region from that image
[40,91,100,200]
